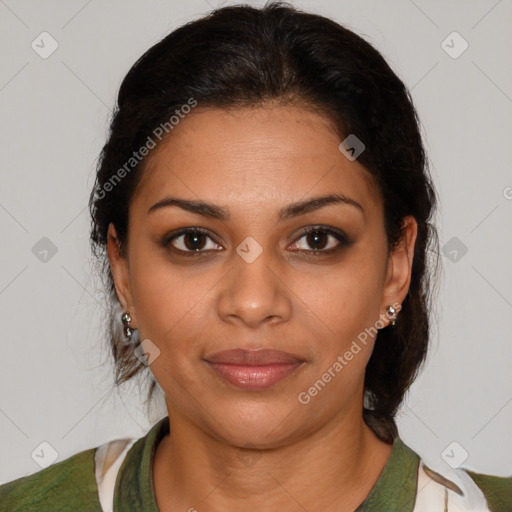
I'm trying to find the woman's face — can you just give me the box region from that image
[108,104,416,448]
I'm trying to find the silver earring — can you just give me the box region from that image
[386,305,398,327]
[121,311,135,340]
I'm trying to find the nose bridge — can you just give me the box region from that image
[218,237,291,327]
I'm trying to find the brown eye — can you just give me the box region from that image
[305,231,329,250]
[181,232,207,251]
[164,228,222,255]
[289,227,350,254]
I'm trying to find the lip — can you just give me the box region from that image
[204,348,305,391]
[205,348,304,365]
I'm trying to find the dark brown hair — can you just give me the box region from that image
[89,1,439,443]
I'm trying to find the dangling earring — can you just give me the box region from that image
[121,311,135,341]
[386,305,398,327]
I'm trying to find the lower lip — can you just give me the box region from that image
[205,362,303,390]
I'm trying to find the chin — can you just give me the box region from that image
[202,396,307,449]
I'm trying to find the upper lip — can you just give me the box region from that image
[204,348,305,366]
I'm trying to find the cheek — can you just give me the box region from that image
[128,254,212,395]
[128,246,221,365]
[299,285,377,386]
[129,250,194,341]
[293,261,386,411]
[305,252,386,343]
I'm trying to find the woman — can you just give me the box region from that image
[1,2,510,511]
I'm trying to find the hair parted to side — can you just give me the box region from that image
[89,1,439,444]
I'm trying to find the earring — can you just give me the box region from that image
[121,311,135,341]
[386,305,398,327]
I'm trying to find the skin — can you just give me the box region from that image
[107,103,417,511]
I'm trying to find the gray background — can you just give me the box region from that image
[1,0,511,484]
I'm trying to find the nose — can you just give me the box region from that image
[217,245,292,329]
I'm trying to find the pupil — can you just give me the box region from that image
[185,233,205,251]
[307,231,327,250]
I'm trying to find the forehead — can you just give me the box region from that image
[132,105,381,216]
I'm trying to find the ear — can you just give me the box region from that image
[107,223,137,326]
[381,216,417,325]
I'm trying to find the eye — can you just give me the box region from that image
[288,227,350,254]
[164,228,222,256]
[162,226,351,258]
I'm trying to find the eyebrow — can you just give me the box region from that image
[147,193,364,221]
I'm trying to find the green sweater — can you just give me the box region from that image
[0,416,510,511]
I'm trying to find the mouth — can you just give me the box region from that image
[203,348,306,391]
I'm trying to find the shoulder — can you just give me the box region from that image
[0,446,101,512]
[465,469,512,512]
[0,436,138,512]
[413,461,512,512]
[0,418,167,512]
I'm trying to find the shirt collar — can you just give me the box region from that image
[114,415,168,511]
[114,416,419,511]
[356,435,419,511]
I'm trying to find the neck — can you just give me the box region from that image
[153,405,393,512]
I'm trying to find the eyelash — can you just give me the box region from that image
[161,226,352,258]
